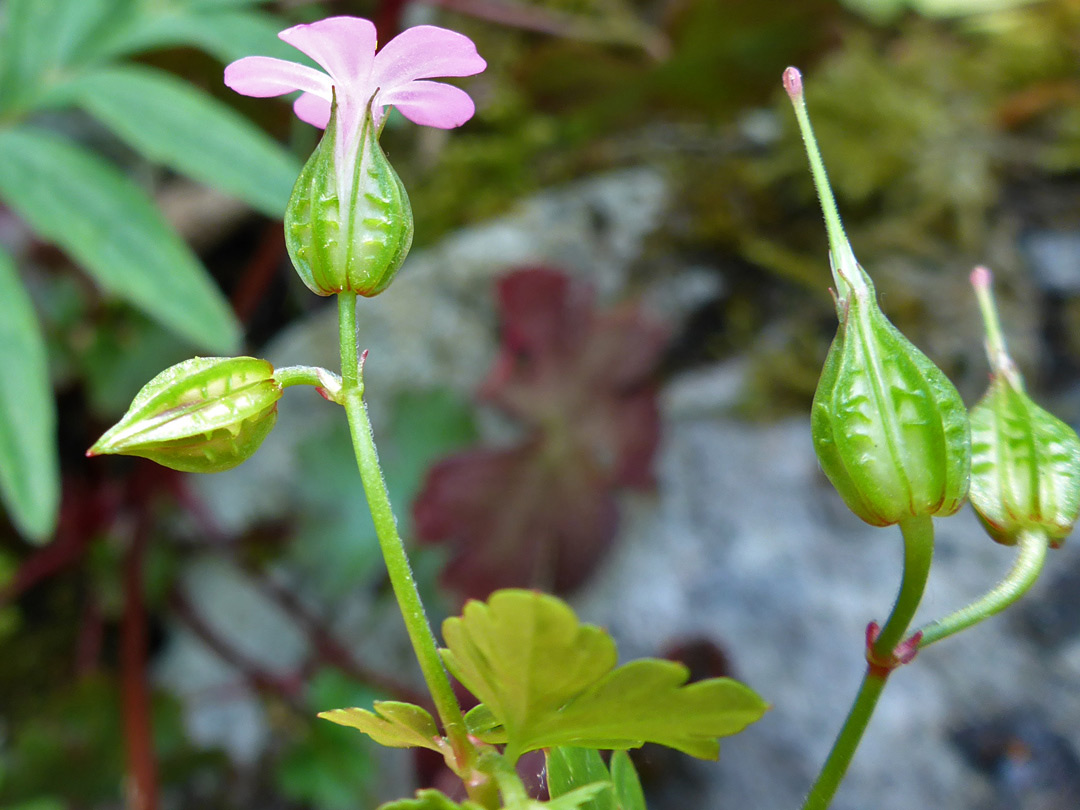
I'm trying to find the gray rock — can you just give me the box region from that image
[1020,230,1080,294]
[573,362,1079,810]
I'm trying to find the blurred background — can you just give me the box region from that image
[2,0,1080,808]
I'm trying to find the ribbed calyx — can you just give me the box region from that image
[87,356,282,473]
[811,269,970,526]
[968,267,1080,546]
[285,95,413,297]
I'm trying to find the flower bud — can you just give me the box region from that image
[785,67,970,526]
[285,94,413,297]
[968,267,1080,546]
[87,356,282,473]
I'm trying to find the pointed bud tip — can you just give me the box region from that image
[783,67,803,100]
[970,266,992,290]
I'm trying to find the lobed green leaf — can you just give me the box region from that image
[0,126,240,353]
[443,590,768,762]
[377,785,611,810]
[378,789,486,810]
[49,64,300,217]
[319,702,445,753]
[0,246,59,542]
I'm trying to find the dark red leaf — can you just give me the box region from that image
[413,267,666,598]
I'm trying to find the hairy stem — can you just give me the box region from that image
[273,364,342,399]
[915,528,1048,649]
[336,293,478,786]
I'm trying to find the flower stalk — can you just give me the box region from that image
[914,528,1048,649]
[336,292,477,781]
[800,515,934,810]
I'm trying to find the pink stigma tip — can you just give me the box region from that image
[970,266,992,289]
[783,67,803,99]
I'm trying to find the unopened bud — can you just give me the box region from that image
[968,267,1080,546]
[88,357,282,473]
[285,94,413,297]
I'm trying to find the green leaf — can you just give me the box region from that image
[0,126,240,353]
[443,590,768,761]
[0,0,126,109]
[0,246,58,542]
[446,591,617,749]
[609,752,645,810]
[51,64,300,217]
[319,702,446,754]
[544,784,612,810]
[546,748,615,810]
[176,0,267,9]
[378,789,486,810]
[103,8,298,65]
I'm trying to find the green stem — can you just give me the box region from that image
[273,365,342,400]
[800,515,935,810]
[872,516,934,659]
[915,528,1048,649]
[800,669,888,810]
[335,293,473,771]
[482,751,529,808]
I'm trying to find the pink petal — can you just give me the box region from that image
[223,55,330,98]
[278,16,377,85]
[379,80,476,129]
[293,92,332,129]
[372,25,486,89]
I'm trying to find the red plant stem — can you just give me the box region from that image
[0,480,111,606]
[375,0,407,40]
[0,531,88,605]
[120,509,159,810]
[229,223,285,326]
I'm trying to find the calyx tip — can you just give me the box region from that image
[970,265,992,290]
[783,67,803,100]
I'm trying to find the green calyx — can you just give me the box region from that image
[785,67,970,526]
[969,268,1080,546]
[87,356,282,473]
[285,95,414,298]
[812,289,970,526]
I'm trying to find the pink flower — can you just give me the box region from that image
[224,16,486,144]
